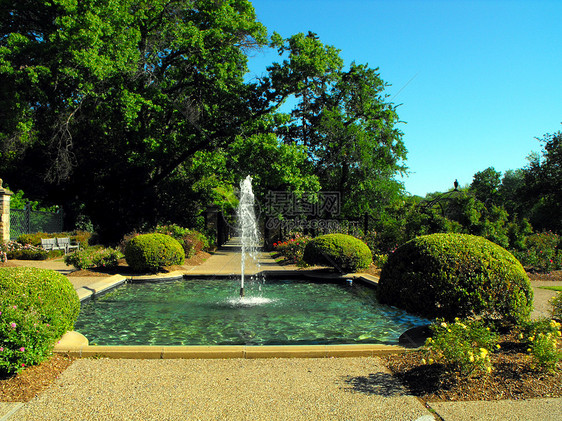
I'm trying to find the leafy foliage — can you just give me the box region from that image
[0,242,48,260]
[377,233,534,322]
[513,231,562,272]
[551,293,562,322]
[273,234,312,266]
[520,132,562,233]
[423,318,499,376]
[0,267,80,375]
[152,224,210,258]
[520,318,562,372]
[303,233,372,273]
[124,233,184,272]
[64,246,122,270]
[17,231,91,249]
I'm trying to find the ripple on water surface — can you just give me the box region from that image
[75,278,429,346]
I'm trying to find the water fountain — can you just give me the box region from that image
[237,175,260,298]
[74,176,430,346]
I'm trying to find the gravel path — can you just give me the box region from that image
[16,357,433,420]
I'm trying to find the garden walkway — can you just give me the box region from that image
[3,241,562,420]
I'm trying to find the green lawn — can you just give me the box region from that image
[538,286,562,292]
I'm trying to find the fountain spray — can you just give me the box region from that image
[237,176,260,298]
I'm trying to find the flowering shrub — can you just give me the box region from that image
[372,253,388,268]
[513,231,562,273]
[0,241,48,260]
[521,318,562,372]
[551,293,562,322]
[273,234,312,266]
[0,251,7,263]
[64,247,123,270]
[153,225,210,258]
[0,267,80,375]
[423,318,499,376]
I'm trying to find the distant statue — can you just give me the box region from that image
[454,179,459,191]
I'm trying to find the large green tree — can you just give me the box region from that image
[1,0,269,239]
[267,33,407,218]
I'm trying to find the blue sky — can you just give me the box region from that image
[245,0,562,197]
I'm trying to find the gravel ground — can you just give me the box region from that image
[15,357,433,421]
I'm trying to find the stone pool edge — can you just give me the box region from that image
[54,334,409,359]
[64,270,415,359]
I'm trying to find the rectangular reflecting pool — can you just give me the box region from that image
[75,277,428,346]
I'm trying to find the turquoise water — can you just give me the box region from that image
[75,278,428,346]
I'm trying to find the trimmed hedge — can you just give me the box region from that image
[303,234,372,273]
[0,267,80,375]
[124,233,184,272]
[377,233,533,322]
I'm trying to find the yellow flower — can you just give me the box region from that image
[480,348,488,356]
[426,337,432,343]
[428,358,434,364]
[441,322,447,328]
[421,358,427,364]
[468,353,474,363]
[527,348,532,353]
[486,366,492,373]
[496,344,501,349]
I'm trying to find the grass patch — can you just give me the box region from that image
[539,286,562,292]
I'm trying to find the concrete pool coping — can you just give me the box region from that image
[62,269,412,359]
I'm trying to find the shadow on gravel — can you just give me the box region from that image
[341,372,409,397]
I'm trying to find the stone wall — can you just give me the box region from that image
[0,179,13,243]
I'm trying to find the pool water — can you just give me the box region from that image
[75,278,429,346]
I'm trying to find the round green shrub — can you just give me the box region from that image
[125,233,184,272]
[303,234,372,273]
[0,267,80,375]
[377,233,533,323]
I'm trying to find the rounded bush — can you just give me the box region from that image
[0,267,80,375]
[377,233,533,322]
[125,233,184,272]
[303,234,372,273]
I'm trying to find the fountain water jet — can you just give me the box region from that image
[237,175,260,298]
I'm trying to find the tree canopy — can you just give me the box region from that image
[1,0,407,241]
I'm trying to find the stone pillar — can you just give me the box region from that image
[0,179,13,243]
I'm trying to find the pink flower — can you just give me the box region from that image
[21,363,25,367]
[10,322,16,328]
[19,347,25,352]
[0,347,4,351]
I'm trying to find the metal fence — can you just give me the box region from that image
[10,204,64,240]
